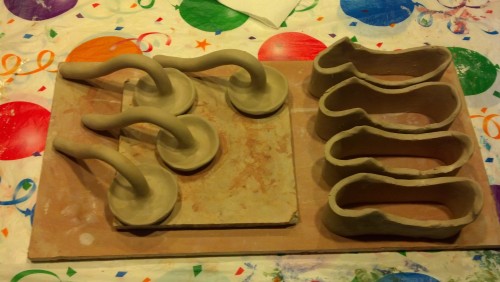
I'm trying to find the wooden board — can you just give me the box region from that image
[28,61,500,261]
[115,69,298,229]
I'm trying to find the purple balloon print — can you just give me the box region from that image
[5,0,78,21]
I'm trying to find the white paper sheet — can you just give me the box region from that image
[217,0,300,28]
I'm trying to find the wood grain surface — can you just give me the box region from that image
[29,61,500,261]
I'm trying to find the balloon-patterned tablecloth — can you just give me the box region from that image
[1,0,499,281]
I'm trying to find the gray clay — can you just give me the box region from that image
[154,49,288,116]
[315,77,461,140]
[323,173,483,239]
[53,137,178,226]
[58,54,195,115]
[82,106,219,172]
[322,126,474,186]
[308,37,452,98]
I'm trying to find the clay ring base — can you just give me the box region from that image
[134,68,196,116]
[108,164,178,226]
[228,65,288,116]
[156,115,219,172]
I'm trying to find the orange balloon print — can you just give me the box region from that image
[66,36,142,62]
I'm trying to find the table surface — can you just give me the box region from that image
[1,1,499,281]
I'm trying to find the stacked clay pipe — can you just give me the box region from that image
[309,37,483,239]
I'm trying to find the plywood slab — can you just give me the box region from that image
[29,62,500,261]
[115,70,298,229]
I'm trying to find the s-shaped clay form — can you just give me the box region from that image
[323,126,473,185]
[58,54,195,115]
[323,173,483,239]
[308,37,452,98]
[154,49,288,116]
[82,106,219,172]
[53,138,178,226]
[315,77,461,140]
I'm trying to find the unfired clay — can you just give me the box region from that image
[323,126,473,185]
[323,173,483,239]
[82,106,219,172]
[59,54,195,115]
[53,138,178,226]
[308,37,452,98]
[153,49,288,116]
[315,77,461,140]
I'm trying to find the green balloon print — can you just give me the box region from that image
[179,0,249,32]
[448,47,497,96]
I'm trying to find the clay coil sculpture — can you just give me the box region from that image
[82,106,219,172]
[308,37,452,98]
[154,49,288,116]
[322,126,473,185]
[323,173,483,239]
[315,77,461,140]
[58,54,195,115]
[53,138,178,226]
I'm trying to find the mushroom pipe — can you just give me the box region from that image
[82,106,196,148]
[153,49,267,91]
[58,54,173,96]
[53,138,149,197]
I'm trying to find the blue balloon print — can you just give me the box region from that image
[377,272,439,282]
[0,178,37,225]
[340,0,415,26]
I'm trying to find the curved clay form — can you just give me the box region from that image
[323,173,483,239]
[323,126,473,185]
[153,49,288,116]
[308,37,452,98]
[315,77,461,140]
[58,54,195,115]
[82,106,219,172]
[53,138,178,226]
